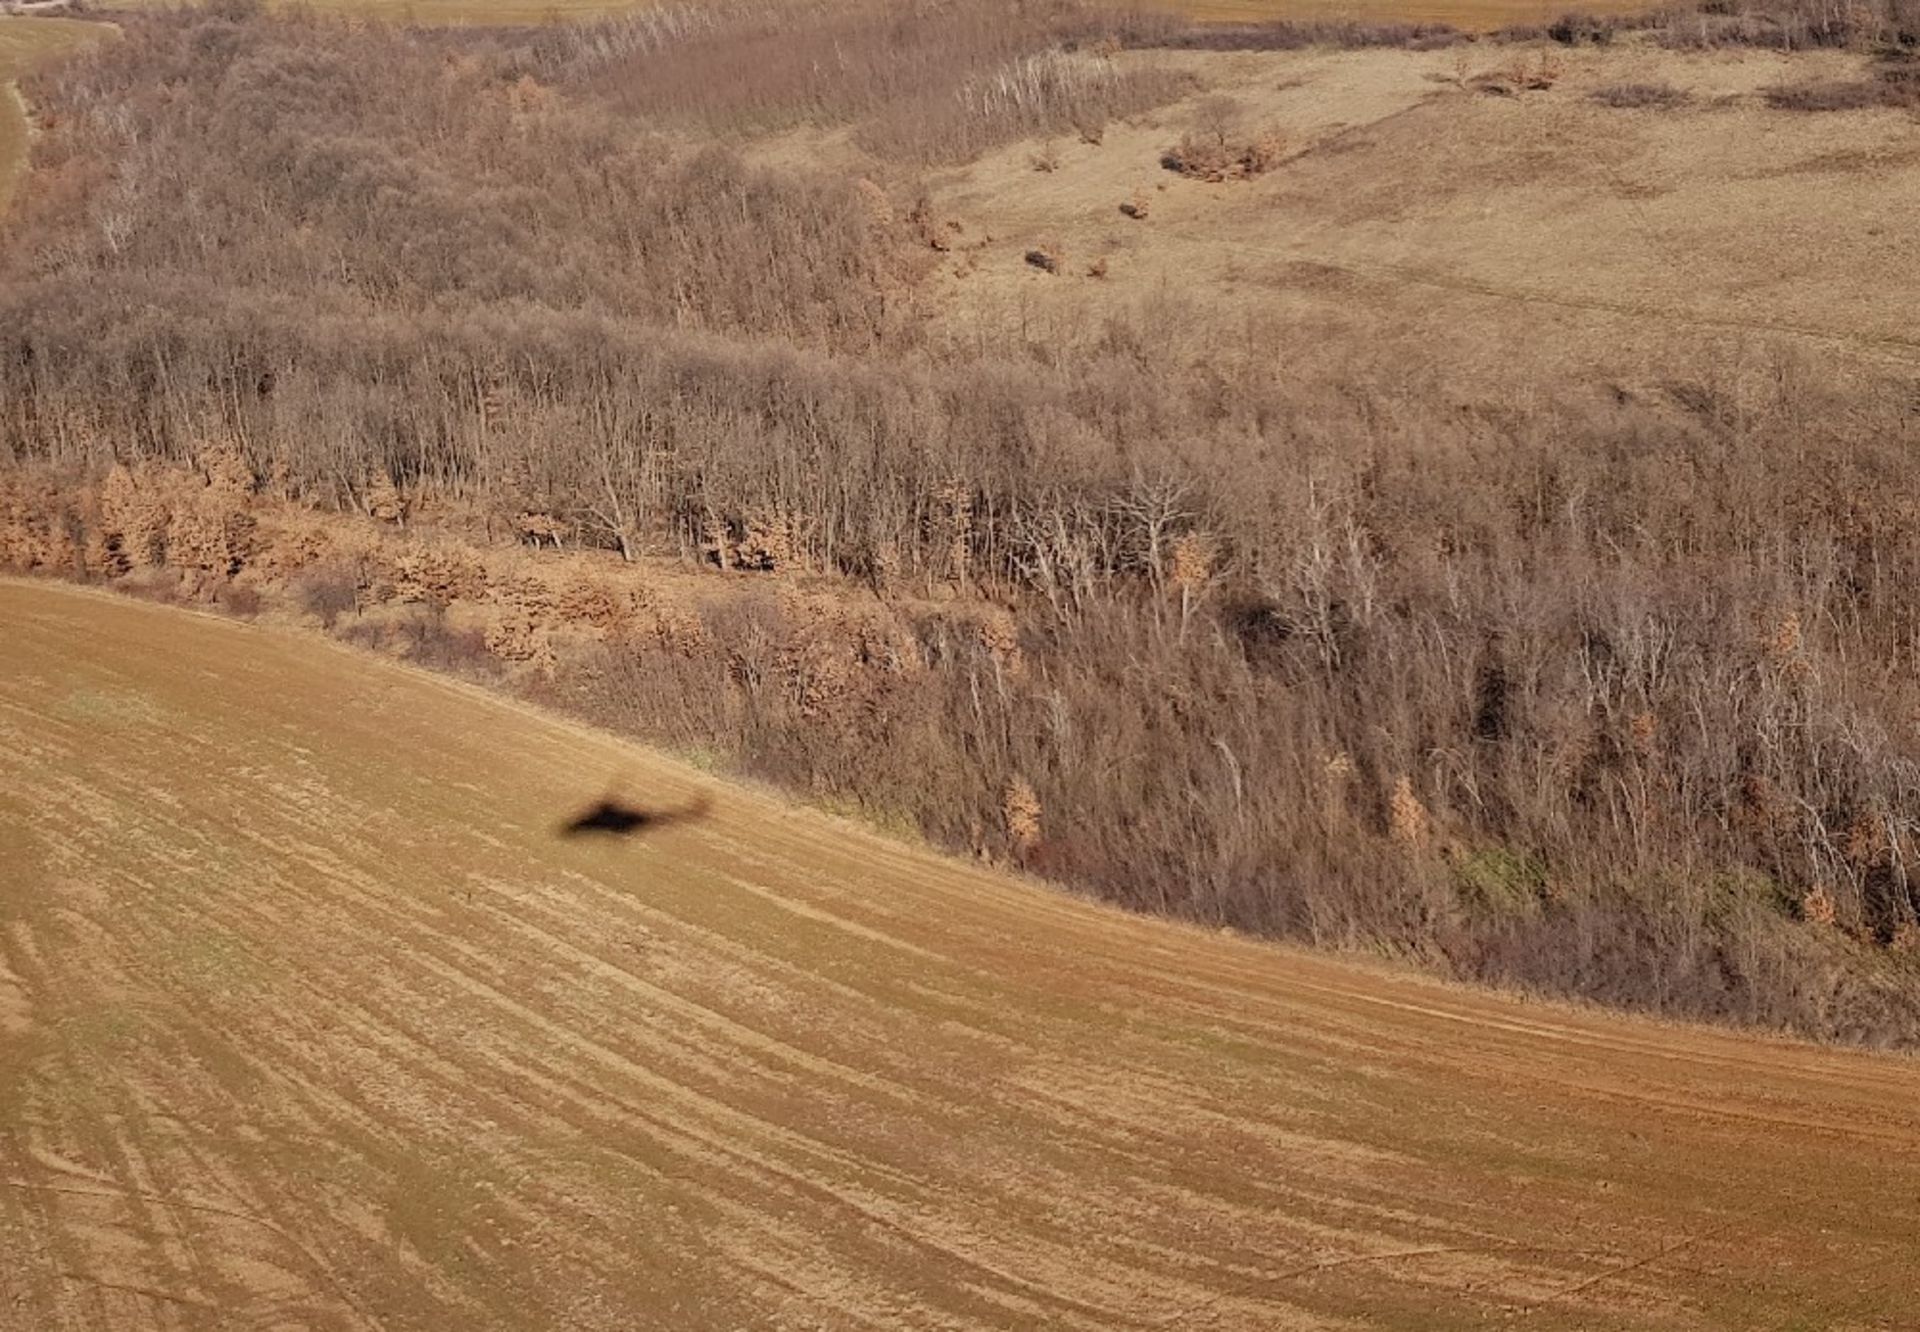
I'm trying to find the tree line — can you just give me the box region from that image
[6,2,1920,1042]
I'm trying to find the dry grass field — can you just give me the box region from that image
[101,0,650,22]
[0,15,110,211]
[1147,0,1659,26]
[922,40,1920,393]
[3,576,1919,1330]
[201,0,649,23]
[99,0,1666,28]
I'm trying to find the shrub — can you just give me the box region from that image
[1161,128,1287,182]
[1591,81,1692,108]
[1657,0,1920,48]
[291,565,359,629]
[215,581,264,618]
[1471,55,1563,96]
[1121,18,1467,52]
[1764,78,1891,109]
[1540,11,1654,44]
[1451,847,1549,916]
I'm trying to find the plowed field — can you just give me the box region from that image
[2,578,1916,1330]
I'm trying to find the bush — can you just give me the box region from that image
[1161,129,1286,181]
[1765,78,1892,109]
[214,581,264,617]
[1120,18,1467,52]
[1546,11,1626,43]
[1658,0,1920,48]
[1591,81,1691,108]
[291,565,359,629]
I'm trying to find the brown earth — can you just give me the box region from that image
[3,576,1918,1330]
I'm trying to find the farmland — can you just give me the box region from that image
[4,577,1919,1329]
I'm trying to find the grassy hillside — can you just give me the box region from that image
[1157,0,1658,24]
[3,577,1917,1329]
[0,15,111,212]
[99,0,1670,29]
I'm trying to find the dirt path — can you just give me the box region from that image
[2,577,1917,1330]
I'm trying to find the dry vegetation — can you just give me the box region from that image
[0,12,111,210]
[1160,95,1288,178]
[9,0,1920,1047]
[1139,0,1653,29]
[1764,50,1920,107]
[8,579,1920,1329]
[1590,77,1690,104]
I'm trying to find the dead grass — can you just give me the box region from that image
[1590,78,1691,106]
[108,0,659,23]
[1161,125,1287,178]
[1132,0,1661,33]
[1765,59,1920,108]
[0,14,110,212]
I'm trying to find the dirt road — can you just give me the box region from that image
[1,577,1915,1330]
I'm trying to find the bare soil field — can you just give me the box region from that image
[3,576,1918,1330]
[922,40,1920,394]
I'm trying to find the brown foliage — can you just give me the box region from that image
[1116,15,1467,52]
[1656,0,1920,48]
[1004,777,1043,855]
[539,0,1192,168]
[1764,62,1920,109]
[1161,128,1286,182]
[1591,81,1692,108]
[8,6,1920,1045]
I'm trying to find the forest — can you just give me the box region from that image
[7,0,1920,1042]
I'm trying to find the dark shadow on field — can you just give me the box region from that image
[557,791,712,839]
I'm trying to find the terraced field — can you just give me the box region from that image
[2,577,1918,1330]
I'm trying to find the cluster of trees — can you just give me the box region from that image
[7,2,1920,1042]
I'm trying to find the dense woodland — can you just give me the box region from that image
[8,0,1920,1042]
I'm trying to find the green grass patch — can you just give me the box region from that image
[1450,846,1549,916]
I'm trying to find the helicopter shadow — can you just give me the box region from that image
[556,789,713,839]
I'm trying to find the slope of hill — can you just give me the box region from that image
[10,1,1920,1045]
[0,14,110,212]
[3,577,1916,1330]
